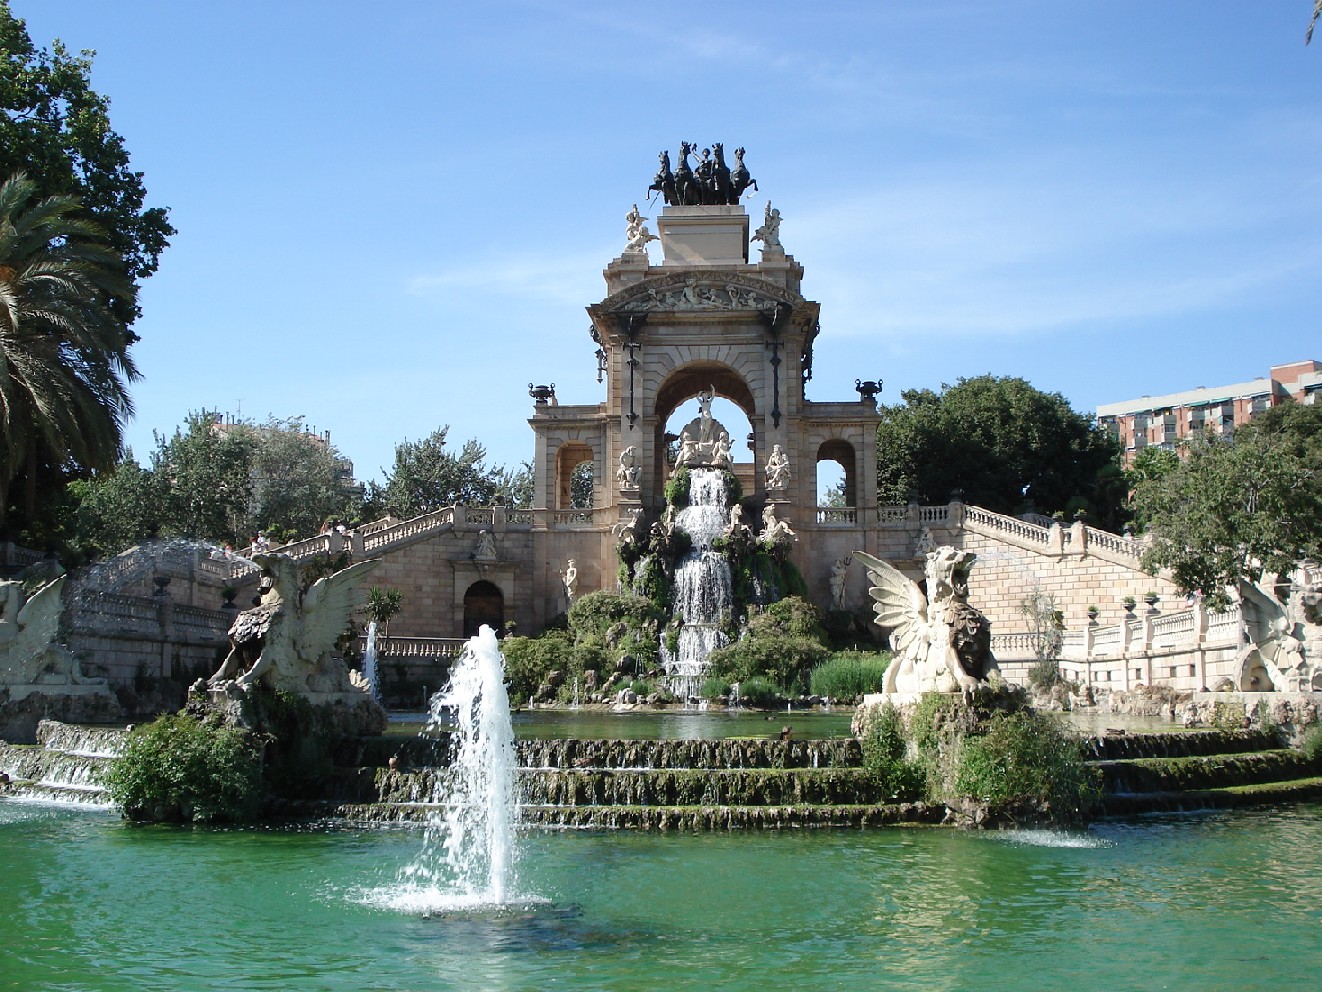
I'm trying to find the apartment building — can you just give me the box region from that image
[1097,360,1322,463]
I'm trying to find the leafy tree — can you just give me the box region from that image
[0,3,173,328]
[0,173,137,529]
[68,452,162,556]
[368,425,531,517]
[570,460,594,508]
[875,375,1123,522]
[1133,402,1322,608]
[244,416,360,539]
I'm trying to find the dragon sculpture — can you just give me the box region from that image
[853,547,998,694]
[208,552,380,695]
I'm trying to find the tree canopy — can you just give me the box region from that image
[0,3,172,328]
[875,375,1124,523]
[366,426,532,517]
[72,412,363,555]
[1132,401,1322,608]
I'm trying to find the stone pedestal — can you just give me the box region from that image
[656,206,750,266]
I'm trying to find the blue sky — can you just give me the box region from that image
[15,1,1322,485]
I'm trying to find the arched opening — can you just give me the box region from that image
[556,442,595,509]
[463,580,504,637]
[654,364,756,501]
[816,440,856,507]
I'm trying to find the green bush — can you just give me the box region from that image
[568,591,664,640]
[664,465,691,507]
[501,630,573,704]
[859,703,925,801]
[700,675,731,700]
[809,651,891,700]
[953,710,1099,818]
[706,635,829,695]
[106,713,263,823]
[748,596,826,643]
[1301,725,1322,764]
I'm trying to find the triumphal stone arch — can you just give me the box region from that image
[525,145,882,628]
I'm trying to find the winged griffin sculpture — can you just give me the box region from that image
[0,576,106,687]
[853,547,997,694]
[1234,579,1316,692]
[208,552,380,695]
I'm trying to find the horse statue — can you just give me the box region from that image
[709,143,733,204]
[675,141,703,206]
[729,146,758,202]
[648,150,677,205]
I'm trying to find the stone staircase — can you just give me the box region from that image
[328,735,946,829]
[1087,729,1322,815]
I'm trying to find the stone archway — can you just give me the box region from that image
[652,362,757,504]
[463,580,504,637]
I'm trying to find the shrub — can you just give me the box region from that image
[953,710,1099,819]
[699,675,731,700]
[664,465,691,507]
[568,591,664,640]
[747,596,826,643]
[501,630,573,704]
[1301,725,1322,765]
[809,651,891,700]
[705,635,829,695]
[106,713,263,823]
[858,703,925,801]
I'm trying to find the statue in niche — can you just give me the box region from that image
[853,547,998,694]
[759,505,796,546]
[830,556,852,611]
[208,552,381,694]
[0,576,106,688]
[473,529,498,563]
[624,204,658,254]
[711,431,732,469]
[915,527,938,557]
[616,445,641,489]
[561,559,579,605]
[752,201,782,250]
[764,444,791,490]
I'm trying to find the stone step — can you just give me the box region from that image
[1098,776,1322,816]
[326,800,948,830]
[1096,750,1318,794]
[1082,729,1281,761]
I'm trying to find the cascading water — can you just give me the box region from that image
[381,625,521,912]
[663,469,734,700]
[361,621,381,702]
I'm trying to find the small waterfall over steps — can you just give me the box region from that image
[662,468,735,700]
[0,720,124,805]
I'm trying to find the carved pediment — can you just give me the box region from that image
[599,272,803,315]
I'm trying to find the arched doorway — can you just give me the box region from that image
[463,580,504,637]
[816,439,857,507]
[653,362,757,506]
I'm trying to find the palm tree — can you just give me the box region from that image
[0,172,138,528]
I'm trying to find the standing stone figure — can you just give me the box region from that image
[562,560,579,606]
[830,556,852,611]
[697,386,716,442]
[764,444,791,490]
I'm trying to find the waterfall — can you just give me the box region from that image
[663,469,734,699]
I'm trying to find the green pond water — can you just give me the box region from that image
[3,800,1320,992]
